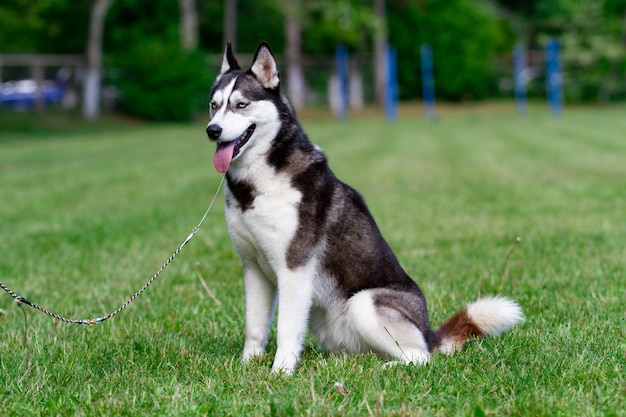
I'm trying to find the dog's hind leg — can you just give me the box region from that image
[348,290,433,365]
[242,262,276,361]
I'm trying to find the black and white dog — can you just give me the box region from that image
[206,42,523,374]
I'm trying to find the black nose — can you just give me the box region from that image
[206,124,222,140]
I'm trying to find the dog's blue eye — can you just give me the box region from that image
[237,102,248,109]
[210,102,217,111]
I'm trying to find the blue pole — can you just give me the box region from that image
[335,45,349,120]
[385,45,398,122]
[545,38,563,116]
[513,43,528,116]
[420,44,436,119]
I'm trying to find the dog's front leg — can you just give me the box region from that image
[242,263,276,362]
[271,267,315,374]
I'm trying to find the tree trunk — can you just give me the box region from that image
[373,0,387,107]
[224,0,237,50]
[83,0,113,120]
[349,55,364,111]
[179,0,198,51]
[284,0,305,110]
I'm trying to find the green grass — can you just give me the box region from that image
[1,104,625,416]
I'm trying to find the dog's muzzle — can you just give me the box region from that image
[206,124,222,140]
[211,124,256,173]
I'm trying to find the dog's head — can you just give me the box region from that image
[207,42,285,173]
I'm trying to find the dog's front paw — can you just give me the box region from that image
[270,362,295,375]
[270,350,299,375]
[242,344,266,362]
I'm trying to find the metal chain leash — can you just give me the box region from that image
[0,175,226,326]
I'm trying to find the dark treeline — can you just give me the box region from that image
[1,0,625,120]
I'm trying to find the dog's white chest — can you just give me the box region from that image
[225,172,302,274]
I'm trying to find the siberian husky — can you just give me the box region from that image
[206,42,523,374]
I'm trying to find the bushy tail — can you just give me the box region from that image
[435,296,524,354]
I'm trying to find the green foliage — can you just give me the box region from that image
[1,104,626,415]
[389,0,505,100]
[534,0,626,101]
[2,0,626,106]
[238,0,286,54]
[302,0,381,53]
[105,0,181,52]
[104,0,211,121]
[196,0,226,53]
[0,1,41,52]
[108,42,210,121]
[0,0,88,53]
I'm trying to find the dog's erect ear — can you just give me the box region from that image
[249,42,280,89]
[220,41,241,75]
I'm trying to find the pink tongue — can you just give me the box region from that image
[213,141,236,173]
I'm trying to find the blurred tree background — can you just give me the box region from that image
[0,0,625,120]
